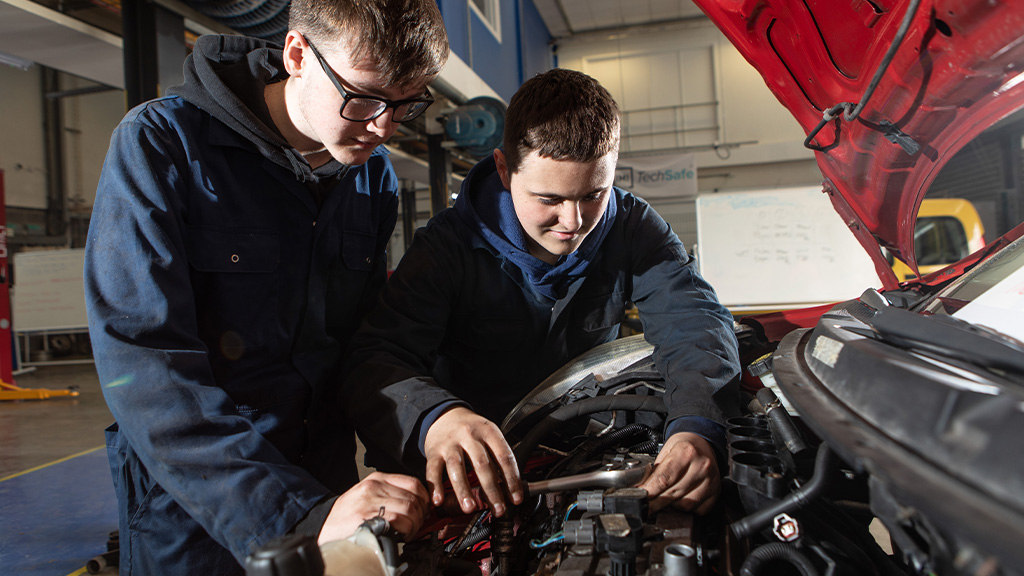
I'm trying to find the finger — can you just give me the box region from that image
[649,463,717,513]
[369,472,431,504]
[444,452,477,514]
[491,441,523,505]
[693,481,720,515]
[377,497,424,538]
[361,474,431,522]
[641,460,696,512]
[460,438,509,515]
[642,468,681,512]
[460,433,514,514]
[468,453,507,517]
[471,426,521,507]
[425,455,447,507]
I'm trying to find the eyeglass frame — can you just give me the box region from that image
[303,35,435,124]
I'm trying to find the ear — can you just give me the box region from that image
[281,30,308,77]
[493,149,512,190]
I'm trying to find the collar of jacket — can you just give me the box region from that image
[204,114,389,180]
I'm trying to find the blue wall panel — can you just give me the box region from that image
[519,0,553,84]
[436,0,551,102]
[437,0,470,63]
[469,5,517,100]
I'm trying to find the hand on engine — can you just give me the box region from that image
[637,432,720,514]
[318,471,430,544]
[424,406,523,517]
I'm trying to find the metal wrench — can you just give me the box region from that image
[525,463,652,495]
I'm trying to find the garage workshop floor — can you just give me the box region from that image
[0,364,117,575]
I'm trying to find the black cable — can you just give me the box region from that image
[551,422,661,478]
[842,0,922,122]
[804,0,922,150]
[512,395,668,466]
[739,542,819,576]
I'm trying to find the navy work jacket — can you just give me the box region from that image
[85,95,397,569]
[346,184,740,472]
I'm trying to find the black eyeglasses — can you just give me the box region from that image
[304,36,434,123]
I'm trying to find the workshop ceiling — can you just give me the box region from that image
[531,0,706,37]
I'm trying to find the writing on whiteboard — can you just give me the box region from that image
[696,188,881,307]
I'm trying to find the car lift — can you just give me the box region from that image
[0,171,78,401]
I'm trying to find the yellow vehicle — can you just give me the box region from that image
[891,198,986,281]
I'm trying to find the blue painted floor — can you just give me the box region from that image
[1,447,118,576]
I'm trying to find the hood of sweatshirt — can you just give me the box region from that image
[453,155,617,300]
[167,34,340,182]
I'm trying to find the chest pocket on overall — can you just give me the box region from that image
[185,227,281,351]
[342,230,377,271]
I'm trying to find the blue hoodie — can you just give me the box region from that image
[458,155,618,301]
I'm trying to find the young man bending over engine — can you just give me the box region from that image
[344,68,740,519]
[85,1,448,573]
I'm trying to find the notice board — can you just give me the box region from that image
[12,248,88,332]
[696,187,881,308]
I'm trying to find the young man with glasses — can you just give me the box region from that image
[84,1,447,573]
[346,69,741,521]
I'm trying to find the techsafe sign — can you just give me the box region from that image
[615,152,697,199]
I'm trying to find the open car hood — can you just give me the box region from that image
[693,0,1024,290]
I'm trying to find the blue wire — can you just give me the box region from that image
[563,502,578,524]
[529,532,564,549]
[528,501,579,550]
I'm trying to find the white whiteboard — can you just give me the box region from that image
[12,248,89,332]
[696,187,881,308]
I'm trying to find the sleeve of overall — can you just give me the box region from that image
[625,196,742,428]
[342,217,469,472]
[85,116,330,563]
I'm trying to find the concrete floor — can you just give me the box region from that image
[1,364,110,478]
[0,363,117,576]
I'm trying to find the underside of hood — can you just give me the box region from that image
[694,0,1024,289]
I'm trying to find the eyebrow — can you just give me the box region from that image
[531,188,607,199]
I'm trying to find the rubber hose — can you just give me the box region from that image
[447,524,492,555]
[596,422,660,452]
[557,423,660,475]
[730,443,835,539]
[513,395,667,465]
[756,387,809,455]
[739,542,819,576]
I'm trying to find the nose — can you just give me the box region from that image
[366,109,399,138]
[558,201,583,232]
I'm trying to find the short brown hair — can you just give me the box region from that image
[290,0,449,88]
[502,68,620,175]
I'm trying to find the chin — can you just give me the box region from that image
[334,147,375,166]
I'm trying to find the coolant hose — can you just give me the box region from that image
[512,395,667,464]
[730,443,835,539]
[756,387,809,456]
[739,542,819,576]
